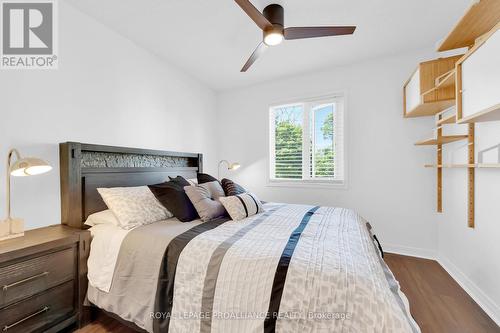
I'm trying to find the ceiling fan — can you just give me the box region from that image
[235,0,356,72]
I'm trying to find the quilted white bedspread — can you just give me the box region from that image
[162,203,420,333]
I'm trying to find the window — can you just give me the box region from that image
[269,95,345,186]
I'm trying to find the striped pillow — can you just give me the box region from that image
[221,178,246,196]
[219,193,264,221]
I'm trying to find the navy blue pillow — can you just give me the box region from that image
[197,173,218,184]
[168,175,190,186]
[149,176,198,222]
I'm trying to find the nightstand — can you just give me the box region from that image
[0,225,90,333]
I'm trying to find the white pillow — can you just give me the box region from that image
[97,186,172,229]
[219,193,264,221]
[84,210,119,227]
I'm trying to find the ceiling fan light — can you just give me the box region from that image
[264,32,283,46]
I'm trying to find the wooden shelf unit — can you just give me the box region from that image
[403,55,462,118]
[437,114,456,125]
[415,135,468,146]
[425,164,500,168]
[424,164,473,168]
[438,0,500,51]
[458,104,500,123]
[405,0,500,228]
[410,110,476,226]
[478,163,500,168]
[405,100,455,118]
[434,69,456,90]
[456,23,500,124]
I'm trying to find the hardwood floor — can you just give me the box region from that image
[75,313,136,333]
[76,254,499,333]
[384,253,499,333]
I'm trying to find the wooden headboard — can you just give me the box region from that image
[59,142,203,229]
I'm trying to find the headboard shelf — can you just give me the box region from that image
[60,142,203,229]
[81,167,199,174]
[77,142,199,158]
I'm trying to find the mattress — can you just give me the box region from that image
[87,203,420,333]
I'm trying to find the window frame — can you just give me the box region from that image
[267,92,348,189]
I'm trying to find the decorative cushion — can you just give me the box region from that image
[221,178,246,196]
[168,176,190,185]
[149,176,198,222]
[219,193,264,221]
[197,173,219,184]
[184,181,226,222]
[84,210,120,227]
[97,186,172,229]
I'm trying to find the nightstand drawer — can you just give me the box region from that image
[0,247,75,307]
[0,280,74,333]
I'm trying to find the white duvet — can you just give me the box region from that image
[88,224,131,292]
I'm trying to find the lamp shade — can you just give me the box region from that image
[229,163,241,170]
[10,157,52,177]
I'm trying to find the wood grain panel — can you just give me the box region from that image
[60,142,203,229]
[0,281,74,333]
[420,55,463,104]
[0,247,75,307]
[438,0,500,51]
[468,124,475,228]
[82,168,197,219]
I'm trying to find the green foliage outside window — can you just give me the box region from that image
[274,109,303,179]
[274,107,334,179]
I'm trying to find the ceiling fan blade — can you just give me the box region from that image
[234,0,272,31]
[241,42,268,72]
[284,26,356,40]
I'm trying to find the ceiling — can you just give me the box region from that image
[65,0,471,91]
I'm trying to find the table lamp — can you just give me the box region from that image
[0,148,52,241]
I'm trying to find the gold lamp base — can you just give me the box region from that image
[0,218,25,241]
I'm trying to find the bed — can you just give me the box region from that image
[59,142,420,333]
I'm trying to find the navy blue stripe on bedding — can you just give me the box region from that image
[153,217,229,333]
[264,206,320,332]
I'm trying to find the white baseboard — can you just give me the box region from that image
[437,254,500,327]
[383,243,436,260]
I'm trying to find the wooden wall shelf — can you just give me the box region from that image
[424,164,473,168]
[434,69,456,90]
[406,100,456,118]
[415,135,468,146]
[403,55,462,118]
[458,103,500,123]
[405,0,500,228]
[424,164,500,169]
[477,163,500,168]
[438,0,500,51]
[456,23,500,124]
[437,114,456,125]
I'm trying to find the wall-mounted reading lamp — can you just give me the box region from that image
[218,160,241,180]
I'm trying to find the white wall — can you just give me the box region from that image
[438,120,500,324]
[216,49,438,255]
[0,2,217,230]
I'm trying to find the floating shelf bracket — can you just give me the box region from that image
[468,124,475,228]
[437,114,443,213]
